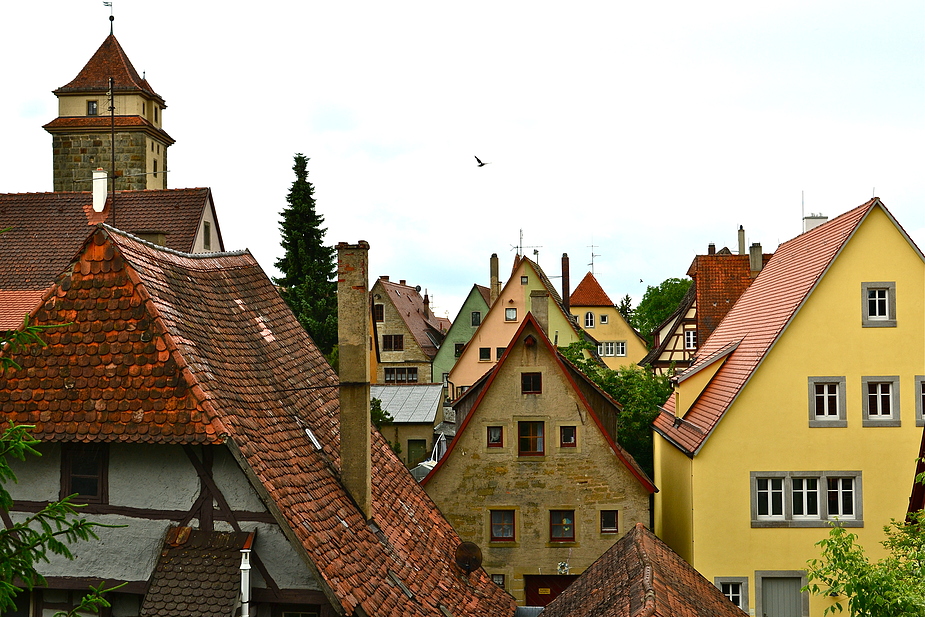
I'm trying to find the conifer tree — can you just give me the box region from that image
[274,154,338,356]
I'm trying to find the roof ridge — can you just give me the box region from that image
[102,224,249,260]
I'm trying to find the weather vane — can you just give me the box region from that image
[103,2,114,34]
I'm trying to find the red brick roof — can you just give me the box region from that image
[55,34,163,104]
[569,272,614,307]
[0,226,515,617]
[541,523,746,616]
[43,116,175,144]
[687,252,771,340]
[0,189,217,292]
[378,278,449,359]
[654,199,884,455]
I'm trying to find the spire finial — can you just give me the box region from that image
[104,2,114,35]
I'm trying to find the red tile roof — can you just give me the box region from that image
[654,199,885,455]
[0,189,217,292]
[54,34,163,104]
[541,523,746,616]
[0,226,515,617]
[378,278,449,360]
[0,290,46,330]
[42,116,175,144]
[570,272,614,307]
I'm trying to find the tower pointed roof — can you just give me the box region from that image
[570,271,614,307]
[54,34,164,104]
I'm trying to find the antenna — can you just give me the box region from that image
[454,542,483,575]
[509,229,541,258]
[109,76,116,227]
[588,243,600,274]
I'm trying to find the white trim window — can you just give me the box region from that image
[808,377,846,428]
[505,308,517,321]
[862,376,900,427]
[604,342,615,356]
[751,471,862,527]
[714,578,749,612]
[684,329,697,350]
[599,314,609,325]
[585,312,595,328]
[614,341,626,357]
[861,281,896,327]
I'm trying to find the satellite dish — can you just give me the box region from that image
[415,285,422,292]
[454,541,482,575]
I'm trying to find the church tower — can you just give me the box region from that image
[43,24,174,191]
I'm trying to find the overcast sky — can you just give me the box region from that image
[2,1,922,318]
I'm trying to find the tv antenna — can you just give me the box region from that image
[510,229,541,258]
[588,243,600,274]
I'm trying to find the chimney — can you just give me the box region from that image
[337,241,372,520]
[423,290,430,319]
[749,242,763,277]
[380,275,389,282]
[530,290,549,335]
[561,253,570,314]
[399,279,406,286]
[708,243,716,255]
[803,213,828,233]
[92,168,107,213]
[737,226,746,255]
[490,253,500,306]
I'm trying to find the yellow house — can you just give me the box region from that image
[653,198,925,616]
[447,255,586,398]
[568,271,648,369]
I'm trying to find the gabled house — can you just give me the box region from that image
[371,276,450,385]
[540,524,747,617]
[423,313,655,607]
[371,383,445,468]
[568,272,647,369]
[0,227,516,617]
[432,283,492,394]
[447,254,587,399]
[641,235,771,374]
[652,199,925,616]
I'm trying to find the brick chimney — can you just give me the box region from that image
[530,290,549,335]
[490,253,500,306]
[337,241,372,520]
[92,168,107,213]
[561,253,570,314]
[749,242,763,277]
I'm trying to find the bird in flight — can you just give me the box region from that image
[475,156,490,167]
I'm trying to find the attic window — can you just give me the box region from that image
[203,221,212,251]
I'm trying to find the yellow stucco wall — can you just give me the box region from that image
[658,206,925,615]
[570,304,648,369]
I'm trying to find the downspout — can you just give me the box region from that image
[240,531,255,617]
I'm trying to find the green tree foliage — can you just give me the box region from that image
[804,510,925,616]
[274,154,338,357]
[631,277,693,345]
[616,294,634,323]
[558,342,672,477]
[370,398,401,455]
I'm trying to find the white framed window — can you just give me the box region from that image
[584,312,595,328]
[684,329,697,350]
[808,377,846,427]
[861,376,900,427]
[604,342,615,356]
[751,471,862,527]
[504,307,517,321]
[614,341,626,356]
[600,314,609,325]
[861,281,896,327]
[596,342,604,356]
[915,375,925,427]
[714,577,749,612]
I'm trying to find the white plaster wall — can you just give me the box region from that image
[212,446,267,512]
[108,444,199,510]
[235,522,322,590]
[8,442,61,501]
[14,512,170,581]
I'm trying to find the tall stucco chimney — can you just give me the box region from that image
[530,290,549,335]
[92,168,107,213]
[337,241,372,520]
[561,253,570,314]
[737,226,746,255]
[749,242,763,277]
[490,253,500,306]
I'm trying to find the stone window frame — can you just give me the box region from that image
[750,471,863,528]
[714,577,749,613]
[861,281,896,327]
[861,375,901,427]
[808,376,847,428]
[549,509,576,543]
[599,510,619,534]
[487,426,504,448]
[489,509,517,543]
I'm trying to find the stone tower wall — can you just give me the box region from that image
[52,131,159,192]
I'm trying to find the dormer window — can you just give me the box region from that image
[87,100,99,116]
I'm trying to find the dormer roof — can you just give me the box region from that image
[54,34,164,105]
[376,278,449,359]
